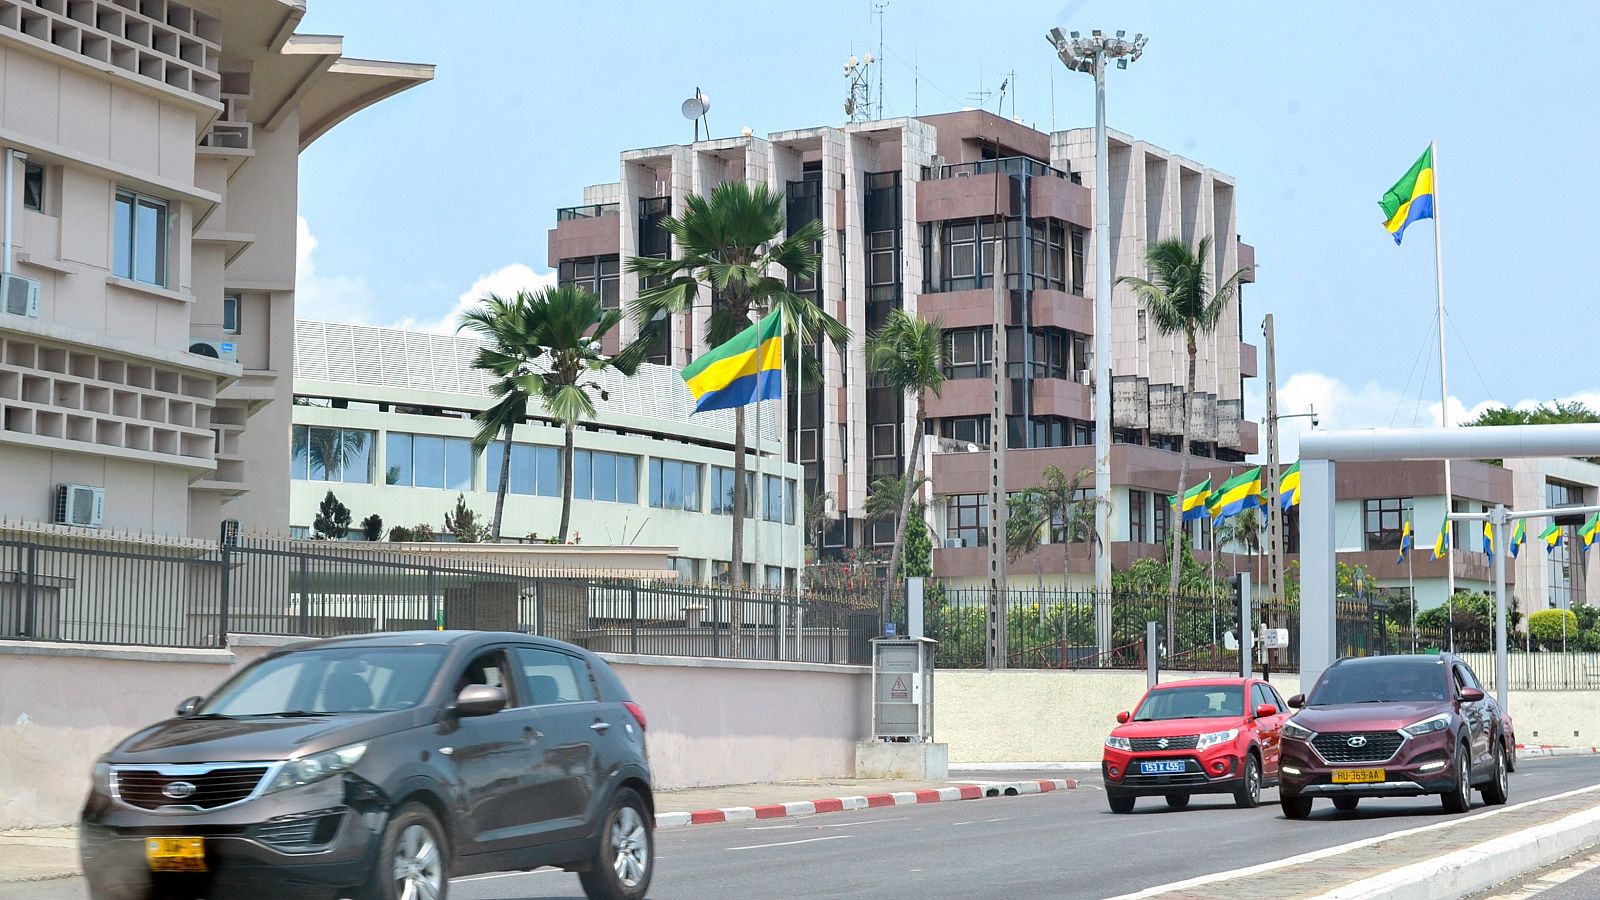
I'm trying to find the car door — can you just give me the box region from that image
[512,644,602,844]
[1454,663,1492,769]
[1251,683,1283,778]
[444,648,542,856]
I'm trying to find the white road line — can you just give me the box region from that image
[1104,782,1600,900]
[1481,848,1600,899]
[822,815,910,828]
[725,834,853,851]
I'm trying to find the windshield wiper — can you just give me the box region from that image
[181,712,234,720]
[261,710,330,717]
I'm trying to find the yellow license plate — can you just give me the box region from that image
[1331,768,1385,784]
[145,837,206,872]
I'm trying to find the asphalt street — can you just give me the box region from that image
[8,757,1598,900]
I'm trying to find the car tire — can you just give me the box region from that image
[578,787,654,900]
[1233,754,1262,809]
[1441,743,1473,814]
[1280,795,1313,820]
[1107,793,1136,814]
[1480,740,1510,806]
[360,802,449,900]
[1164,793,1190,810]
[1332,796,1360,811]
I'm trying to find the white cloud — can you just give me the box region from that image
[392,264,557,335]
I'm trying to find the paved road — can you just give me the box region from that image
[8,757,1598,900]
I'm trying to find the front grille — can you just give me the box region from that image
[1131,735,1199,752]
[115,766,270,811]
[254,812,343,850]
[1311,731,1405,764]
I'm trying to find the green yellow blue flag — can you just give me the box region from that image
[1509,520,1526,559]
[1279,461,1301,511]
[681,310,783,413]
[1172,478,1212,522]
[1381,145,1435,245]
[1209,467,1264,523]
[1581,515,1600,550]
[1483,519,1494,562]
[1396,519,1413,564]
[1540,524,1564,554]
[1430,515,1449,560]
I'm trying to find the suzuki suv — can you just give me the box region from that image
[1102,677,1290,813]
[80,631,654,900]
[1277,653,1509,819]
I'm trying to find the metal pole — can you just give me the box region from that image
[1263,315,1283,606]
[907,576,925,639]
[1492,504,1508,709]
[1091,48,1113,596]
[23,544,36,638]
[1237,572,1253,679]
[1431,140,1455,609]
[296,553,309,635]
[985,189,1010,670]
[1146,620,1158,689]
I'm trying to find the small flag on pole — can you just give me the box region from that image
[1209,467,1265,523]
[1279,461,1301,511]
[1173,478,1213,522]
[681,310,784,413]
[1397,519,1413,564]
[1483,519,1494,562]
[1509,520,1526,559]
[1581,514,1600,550]
[1430,516,1449,560]
[1380,145,1436,245]
[1540,524,1564,554]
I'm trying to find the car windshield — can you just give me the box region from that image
[1307,659,1447,706]
[1133,685,1243,721]
[198,645,448,717]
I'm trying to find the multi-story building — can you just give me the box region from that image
[0,0,430,539]
[546,109,1261,576]
[289,321,805,588]
[1508,457,1599,613]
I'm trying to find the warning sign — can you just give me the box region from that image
[889,676,909,701]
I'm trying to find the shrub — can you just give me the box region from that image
[1528,609,1581,647]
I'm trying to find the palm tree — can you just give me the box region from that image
[460,287,648,542]
[628,181,849,589]
[867,309,946,617]
[1115,236,1252,599]
[1006,487,1050,592]
[1216,506,1265,579]
[1036,465,1104,587]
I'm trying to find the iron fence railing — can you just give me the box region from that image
[555,202,619,221]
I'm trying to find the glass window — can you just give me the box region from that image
[513,646,595,704]
[649,458,702,512]
[558,254,621,309]
[412,436,446,489]
[710,466,754,516]
[23,163,44,212]
[1363,498,1413,551]
[1133,685,1244,720]
[574,449,592,500]
[385,433,411,486]
[291,425,373,483]
[386,433,475,490]
[113,189,168,286]
[199,646,448,716]
[222,294,240,334]
[1308,659,1448,706]
[572,450,638,504]
[945,494,988,547]
[1153,495,1170,546]
[1129,489,1148,543]
[291,425,310,480]
[445,438,474,491]
[668,556,700,583]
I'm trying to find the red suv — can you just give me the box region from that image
[1277,654,1510,819]
[1102,677,1289,813]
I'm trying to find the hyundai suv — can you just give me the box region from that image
[1102,677,1290,813]
[1278,653,1509,819]
[80,631,654,900]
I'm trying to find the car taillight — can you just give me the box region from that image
[623,700,647,731]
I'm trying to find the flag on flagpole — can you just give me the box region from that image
[1430,515,1449,560]
[1279,461,1301,511]
[1209,467,1265,523]
[1483,519,1494,562]
[1396,519,1413,564]
[681,310,783,413]
[1172,478,1212,522]
[1540,524,1564,554]
[1380,145,1436,245]
[1510,520,1527,559]
[1581,514,1600,550]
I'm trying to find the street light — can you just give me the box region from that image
[1045,26,1147,597]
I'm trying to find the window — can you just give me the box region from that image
[1050,488,1096,543]
[1129,489,1148,543]
[1251,683,1279,713]
[222,294,241,335]
[513,646,595,705]
[868,230,898,285]
[945,494,988,548]
[1363,498,1413,551]
[764,566,784,590]
[454,651,518,705]
[113,189,168,286]
[387,432,474,490]
[573,449,638,503]
[649,458,703,512]
[486,441,562,497]
[292,425,374,483]
[942,328,993,380]
[668,556,700,583]
[200,646,449,717]
[1069,228,1086,295]
[23,162,44,212]
[558,255,621,309]
[762,474,796,523]
[710,466,754,516]
[940,415,990,447]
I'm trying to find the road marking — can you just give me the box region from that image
[1127,828,1176,837]
[726,835,853,851]
[1104,782,1600,900]
[1480,848,1600,898]
[822,815,910,828]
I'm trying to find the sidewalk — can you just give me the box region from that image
[0,827,77,884]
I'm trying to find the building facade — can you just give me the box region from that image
[289,321,804,588]
[0,0,429,539]
[1508,457,1599,614]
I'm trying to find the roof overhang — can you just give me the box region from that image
[297,55,435,151]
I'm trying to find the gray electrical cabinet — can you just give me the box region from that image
[870,636,936,741]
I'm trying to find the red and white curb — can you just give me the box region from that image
[1516,743,1600,759]
[654,778,1078,829]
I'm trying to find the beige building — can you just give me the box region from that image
[0,0,430,539]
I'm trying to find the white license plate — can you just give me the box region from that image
[1139,761,1188,775]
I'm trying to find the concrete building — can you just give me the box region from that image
[289,321,804,588]
[0,0,430,539]
[546,110,1261,577]
[1508,457,1599,613]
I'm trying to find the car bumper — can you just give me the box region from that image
[1101,751,1248,797]
[1278,730,1456,799]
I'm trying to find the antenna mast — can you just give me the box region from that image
[872,1,888,118]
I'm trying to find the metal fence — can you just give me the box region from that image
[0,533,880,665]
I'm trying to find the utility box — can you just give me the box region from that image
[870,636,936,741]
[1260,627,1291,650]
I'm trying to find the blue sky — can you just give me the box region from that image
[295,1,1600,457]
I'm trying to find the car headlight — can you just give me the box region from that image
[265,743,367,795]
[1282,720,1315,742]
[1105,736,1132,752]
[1196,729,1239,750]
[1402,713,1452,738]
[91,758,112,795]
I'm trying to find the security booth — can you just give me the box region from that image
[857,636,947,779]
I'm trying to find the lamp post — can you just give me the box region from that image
[1046,28,1146,597]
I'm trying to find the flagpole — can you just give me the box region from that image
[1407,538,1416,653]
[1431,139,1456,617]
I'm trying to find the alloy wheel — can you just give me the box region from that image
[393,823,443,900]
[1457,754,1471,808]
[611,805,650,888]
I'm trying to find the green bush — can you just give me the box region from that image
[1528,609,1581,646]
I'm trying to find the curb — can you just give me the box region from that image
[1517,744,1600,759]
[654,779,1078,829]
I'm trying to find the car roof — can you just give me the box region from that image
[1149,676,1254,689]
[1332,653,1451,668]
[276,631,577,652]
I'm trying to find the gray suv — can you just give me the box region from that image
[80,631,654,900]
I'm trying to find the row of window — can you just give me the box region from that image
[557,256,620,309]
[941,489,1172,549]
[942,327,1088,382]
[924,218,1086,295]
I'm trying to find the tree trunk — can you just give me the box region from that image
[882,405,925,625]
[729,404,747,656]
[491,420,514,542]
[558,424,575,543]
[1168,329,1198,643]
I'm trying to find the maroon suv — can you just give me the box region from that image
[1278,654,1510,819]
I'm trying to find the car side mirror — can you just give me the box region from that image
[1115,711,1131,724]
[1287,694,1305,709]
[1255,703,1278,719]
[1459,687,1485,702]
[454,684,508,718]
[175,696,202,717]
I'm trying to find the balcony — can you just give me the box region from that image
[1239,241,1256,283]
[1240,342,1258,379]
[547,204,621,268]
[556,203,619,222]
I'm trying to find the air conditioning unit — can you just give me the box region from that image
[944,538,967,549]
[1075,369,1092,385]
[189,339,239,363]
[53,484,106,528]
[1,273,40,318]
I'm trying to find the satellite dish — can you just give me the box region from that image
[680,92,710,120]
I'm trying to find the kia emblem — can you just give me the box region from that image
[162,781,197,800]
[1347,736,1368,749]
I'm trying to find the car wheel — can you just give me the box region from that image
[361,803,449,900]
[1280,795,1313,820]
[1233,754,1262,809]
[1480,740,1509,806]
[1164,793,1190,810]
[1332,796,1360,812]
[1441,743,1472,813]
[1107,793,1136,814]
[579,787,653,900]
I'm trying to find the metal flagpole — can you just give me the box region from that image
[1407,540,1416,652]
[777,320,790,660]
[753,364,764,596]
[1431,140,1456,621]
